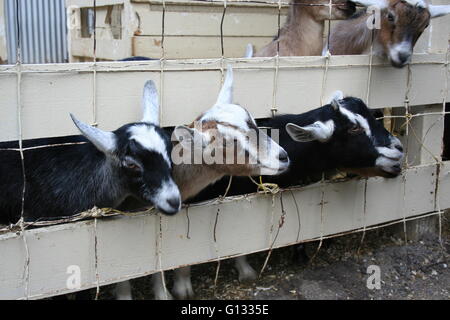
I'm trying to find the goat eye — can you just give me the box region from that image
[349,125,363,134]
[387,13,395,22]
[127,163,139,170]
[123,158,141,171]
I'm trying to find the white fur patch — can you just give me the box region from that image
[202,104,254,131]
[388,41,412,65]
[152,180,181,213]
[376,146,403,161]
[375,156,400,174]
[128,125,171,166]
[338,107,372,138]
[354,0,388,9]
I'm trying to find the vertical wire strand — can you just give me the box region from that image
[309,173,326,263]
[319,0,333,106]
[14,0,31,300]
[270,0,282,117]
[437,36,450,246]
[91,0,100,300]
[402,64,413,244]
[212,0,229,293]
[259,194,277,277]
[159,0,166,125]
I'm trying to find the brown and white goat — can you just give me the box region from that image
[254,0,357,57]
[329,0,450,67]
[115,67,290,300]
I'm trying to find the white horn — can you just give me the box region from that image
[328,90,344,110]
[429,5,450,18]
[350,0,388,9]
[244,44,254,58]
[216,65,234,105]
[70,114,117,154]
[141,80,160,125]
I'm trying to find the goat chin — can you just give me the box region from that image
[340,167,399,179]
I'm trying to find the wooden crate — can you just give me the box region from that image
[67,0,289,61]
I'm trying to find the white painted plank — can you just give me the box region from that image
[0,54,448,142]
[0,163,441,299]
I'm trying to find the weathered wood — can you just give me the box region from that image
[0,163,443,300]
[0,54,448,142]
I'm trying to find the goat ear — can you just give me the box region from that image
[173,125,205,150]
[429,5,450,18]
[351,0,388,9]
[216,65,233,105]
[70,114,117,154]
[141,80,160,125]
[286,121,335,143]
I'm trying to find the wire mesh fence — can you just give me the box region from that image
[0,0,449,299]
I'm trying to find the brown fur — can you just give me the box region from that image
[255,0,355,57]
[172,120,262,201]
[330,0,430,57]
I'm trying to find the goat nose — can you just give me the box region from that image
[395,144,403,153]
[166,197,181,209]
[279,151,289,163]
[398,52,410,64]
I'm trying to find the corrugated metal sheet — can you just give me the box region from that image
[5,0,68,64]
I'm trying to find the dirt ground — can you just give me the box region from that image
[92,212,450,300]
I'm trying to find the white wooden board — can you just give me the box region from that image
[0,163,443,300]
[0,53,449,142]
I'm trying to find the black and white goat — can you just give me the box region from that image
[114,67,290,300]
[192,92,404,199]
[0,80,182,225]
[176,91,405,299]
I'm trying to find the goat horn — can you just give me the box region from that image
[70,114,117,154]
[141,80,160,126]
[428,5,450,18]
[350,0,388,9]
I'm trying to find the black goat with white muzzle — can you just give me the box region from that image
[0,80,181,225]
[192,92,404,201]
[182,92,405,295]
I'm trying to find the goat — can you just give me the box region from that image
[0,80,182,226]
[113,66,290,300]
[180,92,404,298]
[254,0,357,57]
[329,0,450,68]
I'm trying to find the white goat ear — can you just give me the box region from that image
[173,125,204,150]
[141,80,160,125]
[70,114,117,154]
[216,65,233,105]
[351,0,388,9]
[286,121,335,143]
[429,5,450,18]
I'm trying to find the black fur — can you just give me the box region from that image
[0,123,175,225]
[188,97,399,203]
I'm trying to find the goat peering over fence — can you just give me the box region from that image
[329,0,450,67]
[0,81,182,225]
